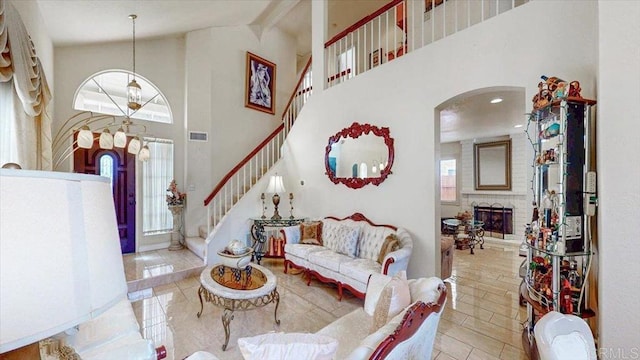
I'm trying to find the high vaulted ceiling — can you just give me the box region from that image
[33,1,526,142]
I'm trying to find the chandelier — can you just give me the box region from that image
[53,14,154,170]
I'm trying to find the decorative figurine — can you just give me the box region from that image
[568,81,582,98]
[553,81,567,99]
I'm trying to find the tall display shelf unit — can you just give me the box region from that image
[520,97,597,357]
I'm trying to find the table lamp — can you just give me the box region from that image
[0,169,128,355]
[265,175,286,220]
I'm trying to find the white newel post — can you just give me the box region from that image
[168,205,184,251]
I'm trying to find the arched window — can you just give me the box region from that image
[73,70,172,123]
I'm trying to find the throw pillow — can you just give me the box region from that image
[368,271,411,333]
[300,221,323,246]
[331,225,360,258]
[377,233,400,264]
[238,332,338,360]
[370,285,393,333]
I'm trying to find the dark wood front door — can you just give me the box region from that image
[74,134,136,253]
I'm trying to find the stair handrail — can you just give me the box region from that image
[202,58,313,239]
[282,57,313,120]
[203,57,313,208]
[203,123,284,206]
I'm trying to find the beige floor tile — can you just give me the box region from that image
[435,352,459,360]
[462,316,522,348]
[490,312,525,333]
[441,322,506,356]
[501,343,528,360]
[433,332,473,360]
[446,298,494,322]
[129,241,527,359]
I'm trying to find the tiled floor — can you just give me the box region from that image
[127,241,528,360]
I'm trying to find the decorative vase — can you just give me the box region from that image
[168,204,184,251]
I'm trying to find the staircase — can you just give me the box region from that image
[185,59,312,260]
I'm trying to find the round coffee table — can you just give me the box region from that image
[197,263,280,351]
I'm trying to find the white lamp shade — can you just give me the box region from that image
[77,126,94,149]
[138,145,150,161]
[265,175,286,194]
[114,128,127,148]
[99,129,114,149]
[128,136,141,154]
[0,170,127,353]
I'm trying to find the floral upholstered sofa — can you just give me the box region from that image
[282,213,413,299]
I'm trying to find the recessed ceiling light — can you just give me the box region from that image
[490,98,503,104]
[514,124,524,128]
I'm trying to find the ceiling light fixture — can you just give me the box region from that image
[127,14,142,111]
[51,15,158,169]
[490,98,503,104]
[514,124,524,128]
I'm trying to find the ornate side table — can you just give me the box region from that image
[197,264,280,351]
[250,217,305,263]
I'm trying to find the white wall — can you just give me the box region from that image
[183,25,297,237]
[285,0,597,279]
[54,36,186,250]
[597,0,640,352]
[53,23,296,247]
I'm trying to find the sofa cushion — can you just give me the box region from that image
[326,224,360,258]
[238,332,338,360]
[316,308,371,360]
[358,227,395,261]
[339,258,382,285]
[377,234,400,264]
[375,272,410,325]
[308,250,353,272]
[285,244,325,260]
[364,272,410,318]
[371,285,393,333]
[300,221,323,245]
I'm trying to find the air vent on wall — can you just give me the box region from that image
[189,131,208,142]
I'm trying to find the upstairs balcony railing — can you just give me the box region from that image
[325,0,529,88]
[202,0,530,237]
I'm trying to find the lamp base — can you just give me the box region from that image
[271,193,281,220]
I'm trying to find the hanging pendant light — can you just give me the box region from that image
[99,129,114,149]
[127,14,142,111]
[113,127,127,148]
[77,125,94,149]
[138,144,150,162]
[128,136,141,155]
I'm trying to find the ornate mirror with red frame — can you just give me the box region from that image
[325,122,395,189]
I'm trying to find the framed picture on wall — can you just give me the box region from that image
[245,52,276,114]
[369,48,382,68]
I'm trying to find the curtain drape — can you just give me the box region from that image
[0,0,52,170]
[142,139,175,234]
